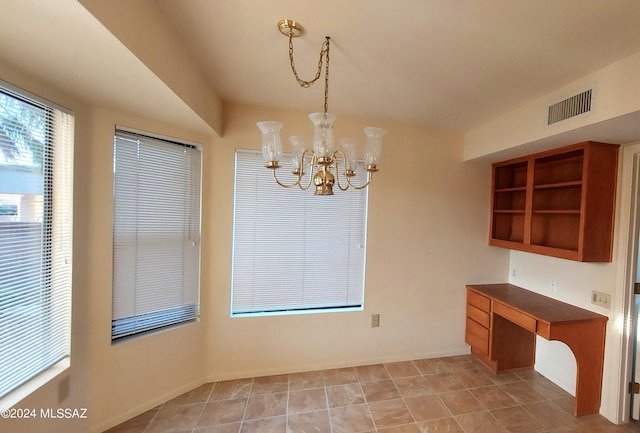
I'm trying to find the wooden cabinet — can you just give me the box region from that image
[465,290,491,359]
[490,141,619,262]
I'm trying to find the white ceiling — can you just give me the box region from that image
[2,0,640,136]
[152,0,640,130]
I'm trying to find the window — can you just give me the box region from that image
[231,149,368,315]
[0,83,73,401]
[112,129,201,341]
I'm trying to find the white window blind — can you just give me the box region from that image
[231,149,368,315]
[0,84,73,399]
[112,129,201,340]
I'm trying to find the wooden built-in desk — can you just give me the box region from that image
[465,283,608,416]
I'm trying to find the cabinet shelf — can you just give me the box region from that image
[534,181,582,189]
[532,210,580,215]
[489,141,619,262]
[495,186,527,193]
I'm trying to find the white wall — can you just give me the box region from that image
[507,251,617,393]
[464,50,640,160]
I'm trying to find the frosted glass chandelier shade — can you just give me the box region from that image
[288,135,306,170]
[340,138,358,172]
[257,121,283,164]
[309,112,337,158]
[363,127,385,168]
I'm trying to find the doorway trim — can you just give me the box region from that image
[614,141,640,423]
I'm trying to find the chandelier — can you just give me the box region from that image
[257,19,386,195]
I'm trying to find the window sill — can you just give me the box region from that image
[231,305,363,318]
[0,357,70,411]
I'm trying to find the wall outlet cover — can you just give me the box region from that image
[591,290,611,309]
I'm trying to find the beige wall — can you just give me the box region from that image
[82,108,210,432]
[0,61,509,432]
[202,104,508,380]
[0,64,210,433]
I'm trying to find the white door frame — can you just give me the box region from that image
[613,141,640,423]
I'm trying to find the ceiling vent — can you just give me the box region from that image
[547,88,593,125]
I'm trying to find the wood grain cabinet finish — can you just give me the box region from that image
[465,284,608,417]
[465,291,492,359]
[489,141,619,262]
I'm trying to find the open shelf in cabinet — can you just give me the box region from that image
[489,141,619,262]
[491,161,527,243]
[530,212,580,251]
[492,212,525,243]
[533,149,584,186]
[532,183,582,212]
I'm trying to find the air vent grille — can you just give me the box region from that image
[547,88,593,125]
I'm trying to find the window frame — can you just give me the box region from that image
[111,128,202,342]
[230,149,369,317]
[0,81,73,409]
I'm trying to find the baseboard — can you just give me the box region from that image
[204,346,471,383]
[90,377,204,433]
[91,347,472,432]
[534,364,576,397]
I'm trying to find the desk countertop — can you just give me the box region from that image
[467,283,608,325]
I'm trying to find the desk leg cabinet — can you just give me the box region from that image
[465,289,495,369]
[465,288,536,373]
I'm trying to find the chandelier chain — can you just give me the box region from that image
[288,33,331,113]
[323,38,330,114]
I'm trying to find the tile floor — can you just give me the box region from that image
[105,354,638,433]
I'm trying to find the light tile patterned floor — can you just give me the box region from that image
[104,354,638,433]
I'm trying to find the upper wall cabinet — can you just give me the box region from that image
[489,141,619,262]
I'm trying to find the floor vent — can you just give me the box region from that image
[547,88,593,125]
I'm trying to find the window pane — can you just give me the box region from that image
[231,150,367,315]
[112,130,201,340]
[0,85,73,399]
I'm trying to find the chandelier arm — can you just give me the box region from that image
[272,168,302,188]
[346,171,374,190]
[332,150,350,191]
[298,150,316,190]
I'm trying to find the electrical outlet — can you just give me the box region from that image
[592,290,611,309]
[550,280,557,293]
[371,314,380,328]
[511,268,517,279]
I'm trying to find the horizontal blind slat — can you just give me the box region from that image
[0,87,73,398]
[111,129,201,340]
[231,150,367,315]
